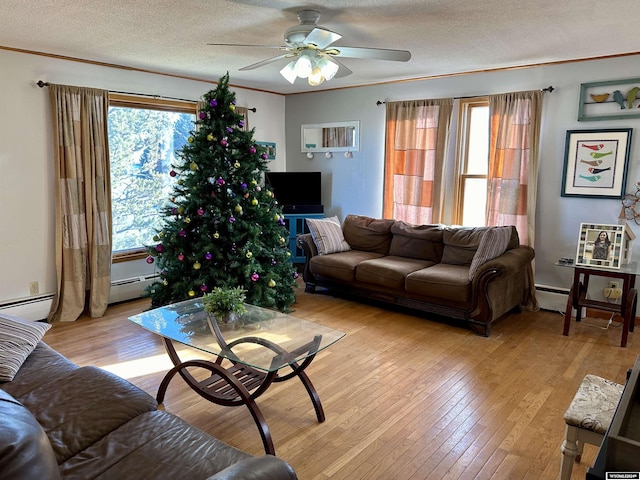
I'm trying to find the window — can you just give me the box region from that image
[107,95,196,259]
[453,98,489,226]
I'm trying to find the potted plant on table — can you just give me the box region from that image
[203,286,247,324]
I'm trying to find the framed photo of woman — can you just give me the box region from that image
[575,223,624,269]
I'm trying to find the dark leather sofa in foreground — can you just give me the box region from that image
[298,214,535,336]
[0,340,298,480]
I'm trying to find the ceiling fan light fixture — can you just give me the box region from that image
[318,56,339,81]
[308,66,325,86]
[279,61,298,84]
[294,54,312,78]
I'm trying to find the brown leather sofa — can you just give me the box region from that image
[0,341,297,480]
[298,214,535,336]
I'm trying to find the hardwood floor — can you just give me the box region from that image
[43,288,640,480]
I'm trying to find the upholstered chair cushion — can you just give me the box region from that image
[564,374,624,434]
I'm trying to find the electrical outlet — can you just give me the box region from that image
[604,287,622,299]
[28,281,39,296]
[609,281,620,289]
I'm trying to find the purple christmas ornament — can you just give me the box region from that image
[240,182,247,189]
[177,253,185,261]
[169,170,177,177]
[199,111,207,119]
[251,273,260,282]
[249,146,256,154]
[220,139,228,147]
[146,256,154,264]
[155,243,164,253]
[171,208,178,215]
[229,216,236,223]
[197,208,204,216]
[226,127,233,133]
[200,284,208,292]
[205,252,212,260]
[178,229,186,237]
[261,153,268,160]
[216,178,225,185]
[210,99,217,107]
[238,120,245,128]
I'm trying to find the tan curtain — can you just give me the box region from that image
[487,90,542,246]
[383,99,453,223]
[488,90,543,310]
[48,84,112,322]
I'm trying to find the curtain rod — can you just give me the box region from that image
[36,80,257,112]
[375,85,555,105]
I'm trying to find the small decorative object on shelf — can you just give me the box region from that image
[620,181,640,225]
[203,286,247,324]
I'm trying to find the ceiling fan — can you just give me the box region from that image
[208,10,411,86]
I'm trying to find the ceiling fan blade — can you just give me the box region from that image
[207,43,285,49]
[331,58,352,79]
[329,46,411,62]
[239,53,293,71]
[304,27,341,49]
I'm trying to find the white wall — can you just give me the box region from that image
[0,49,286,307]
[284,55,640,302]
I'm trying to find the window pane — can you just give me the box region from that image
[108,107,194,252]
[466,105,489,175]
[461,178,487,227]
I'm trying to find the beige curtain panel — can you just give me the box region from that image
[384,98,453,224]
[487,90,543,248]
[48,84,112,322]
[488,89,543,311]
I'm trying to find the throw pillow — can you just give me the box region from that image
[468,226,513,280]
[0,313,51,382]
[306,216,351,255]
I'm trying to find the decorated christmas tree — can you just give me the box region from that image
[146,73,297,311]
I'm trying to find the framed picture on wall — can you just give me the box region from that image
[575,223,624,269]
[561,128,632,198]
[256,141,276,160]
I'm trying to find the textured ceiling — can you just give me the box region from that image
[2,0,639,95]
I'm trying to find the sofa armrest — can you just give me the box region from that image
[297,233,318,287]
[472,245,535,282]
[206,455,298,480]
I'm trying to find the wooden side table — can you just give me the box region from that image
[562,263,638,347]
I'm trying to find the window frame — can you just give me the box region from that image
[109,94,197,263]
[452,97,489,226]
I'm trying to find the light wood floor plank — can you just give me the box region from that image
[42,287,640,479]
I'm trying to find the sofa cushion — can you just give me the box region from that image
[405,264,472,303]
[307,216,351,255]
[441,227,489,265]
[468,226,513,280]
[343,214,395,254]
[19,366,158,463]
[356,256,435,290]
[0,389,61,480]
[388,222,444,262]
[0,313,52,381]
[310,251,384,282]
[58,409,253,480]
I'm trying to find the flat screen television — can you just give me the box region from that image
[264,171,323,214]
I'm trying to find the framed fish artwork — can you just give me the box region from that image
[561,128,632,198]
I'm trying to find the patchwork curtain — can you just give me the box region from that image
[384,99,453,223]
[488,90,543,310]
[48,84,112,322]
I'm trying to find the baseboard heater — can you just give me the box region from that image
[0,273,160,321]
[535,284,570,313]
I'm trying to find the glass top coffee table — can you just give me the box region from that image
[129,298,345,455]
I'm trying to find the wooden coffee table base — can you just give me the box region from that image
[155,337,325,455]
